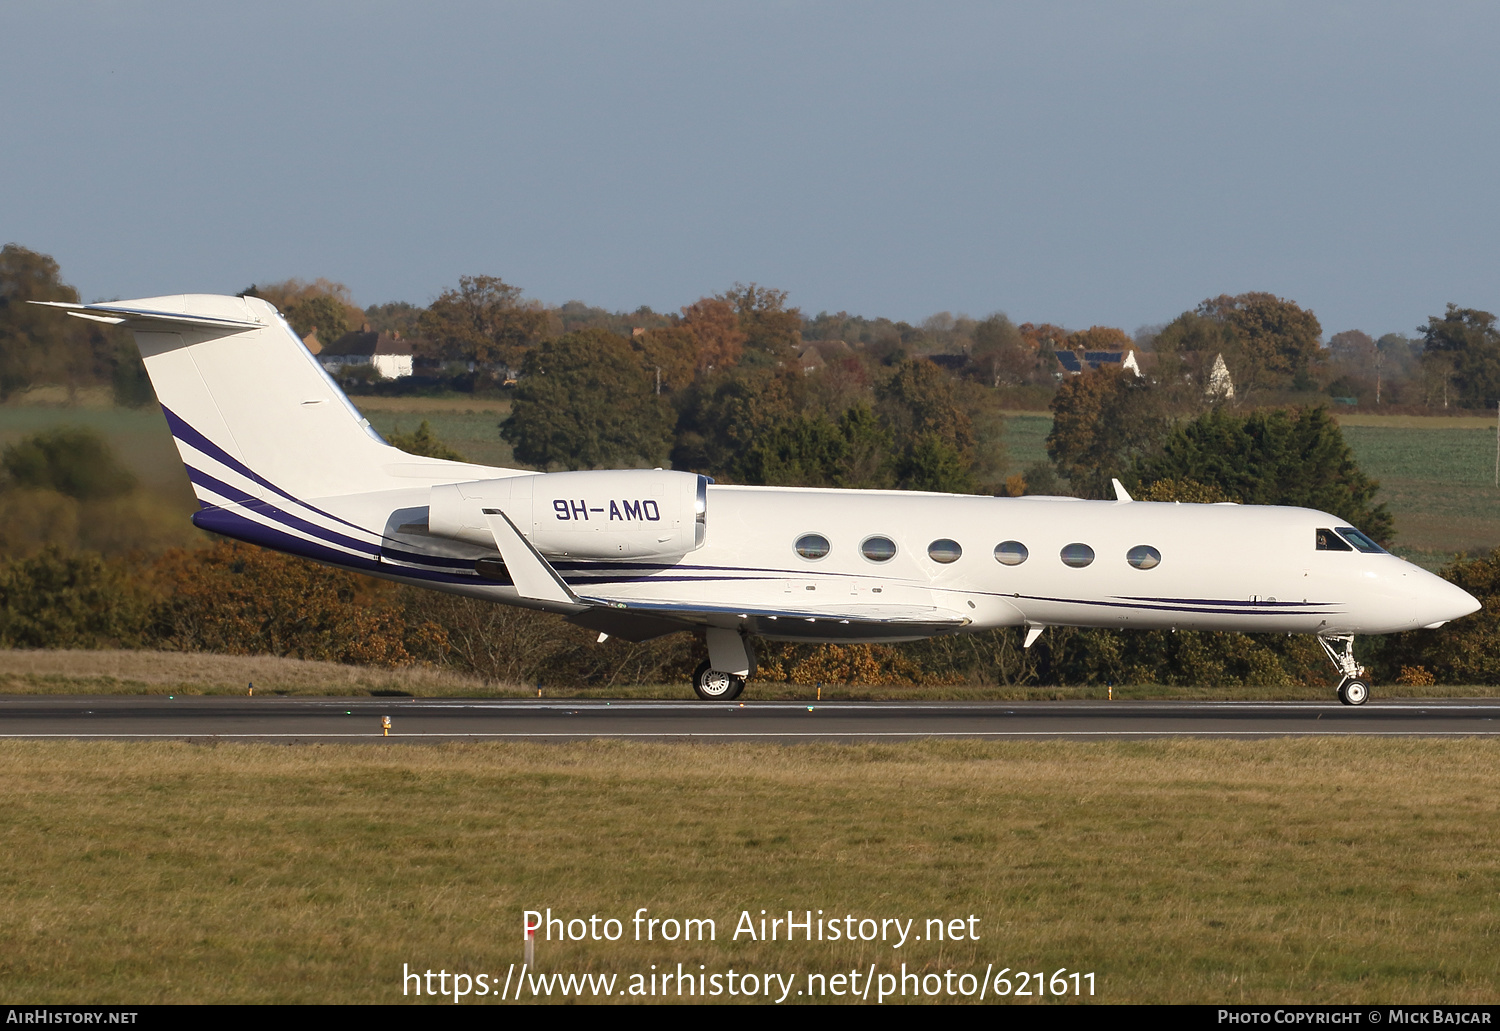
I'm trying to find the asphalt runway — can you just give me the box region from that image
[2,696,1499,742]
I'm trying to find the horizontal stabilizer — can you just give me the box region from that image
[30,300,264,335]
[481,508,580,607]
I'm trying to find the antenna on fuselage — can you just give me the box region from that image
[1111,478,1133,503]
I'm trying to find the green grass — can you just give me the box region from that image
[2,738,1498,1003]
[357,401,521,470]
[1001,413,1052,475]
[1340,425,1500,564]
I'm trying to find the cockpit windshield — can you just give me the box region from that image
[1336,526,1386,554]
[1315,528,1352,552]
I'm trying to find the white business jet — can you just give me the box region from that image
[37,295,1481,705]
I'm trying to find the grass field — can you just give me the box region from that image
[5,649,1500,701]
[1,737,1496,1004]
[356,398,520,470]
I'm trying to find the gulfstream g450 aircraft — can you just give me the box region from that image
[38,294,1481,705]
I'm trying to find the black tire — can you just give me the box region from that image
[1338,678,1370,706]
[693,659,744,701]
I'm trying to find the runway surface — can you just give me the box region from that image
[2,696,1499,742]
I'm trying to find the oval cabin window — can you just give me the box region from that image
[928,539,962,564]
[795,533,831,560]
[1060,543,1095,568]
[861,536,898,562]
[1127,545,1161,569]
[994,541,1028,566]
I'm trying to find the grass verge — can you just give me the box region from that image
[1,738,1497,1003]
[5,649,1499,701]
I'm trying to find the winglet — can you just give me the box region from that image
[1112,478,1133,503]
[480,508,581,606]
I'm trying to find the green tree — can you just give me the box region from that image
[1138,406,1393,542]
[0,244,128,400]
[671,366,798,479]
[387,420,467,462]
[718,283,801,364]
[0,548,150,648]
[419,275,549,369]
[738,401,898,489]
[501,329,673,470]
[1047,369,1170,498]
[874,359,981,492]
[970,313,1030,387]
[2,428,136,500]
[1417,304,1500,406]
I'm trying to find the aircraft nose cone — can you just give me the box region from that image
[1418,575,1481,628]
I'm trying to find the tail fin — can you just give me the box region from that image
[35,294,407,501]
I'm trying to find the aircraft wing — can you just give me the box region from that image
[568,596,971,643]
[470,500,971,642]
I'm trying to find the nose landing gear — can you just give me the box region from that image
[1317,634,1370,706]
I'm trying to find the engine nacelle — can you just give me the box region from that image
[428,469,708,559]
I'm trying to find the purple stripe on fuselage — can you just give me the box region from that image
[1013,593,1341,617]
[186,465,380,559]
[162,405,371,535]
[191,506,495,587]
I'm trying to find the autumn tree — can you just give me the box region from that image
[1417,304,1500,406]
[419,275,549,370]
[1064,325,1132,352]
[501,329,674,470]
[677,297,746,372]
[243,279,364,347]
[630,326,698,392]
[149,541,444,666]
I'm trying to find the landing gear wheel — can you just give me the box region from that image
[693,659,744,701]
[1338,678,1370,706]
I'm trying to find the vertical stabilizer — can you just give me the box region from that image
[37,294,407,503]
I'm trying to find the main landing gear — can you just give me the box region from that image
[1317,634,1370,706]
[692,629,756,701]
[692,660,745,701]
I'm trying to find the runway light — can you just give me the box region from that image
[382,715,392,737]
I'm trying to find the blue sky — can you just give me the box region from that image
[3,2,1497,339]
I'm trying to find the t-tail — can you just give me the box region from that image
[32,294,498,508]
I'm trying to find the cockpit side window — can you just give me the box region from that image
[1336,527,1386,554]
[1316,528,1352,551]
